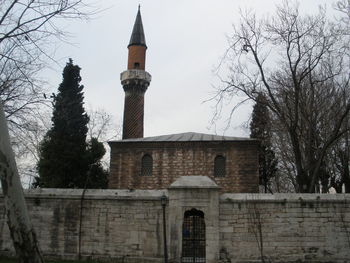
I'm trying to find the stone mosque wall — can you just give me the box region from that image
[0,186,349,263]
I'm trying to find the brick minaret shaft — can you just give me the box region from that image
[121,6,151,139]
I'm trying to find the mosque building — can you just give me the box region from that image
[108,7,259,193]
[0,8,349,263]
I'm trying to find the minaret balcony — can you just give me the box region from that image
[120,69,152,84]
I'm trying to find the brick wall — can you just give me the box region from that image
[122,91,145,139]
[127,45,146,70]
[108,141,259,193]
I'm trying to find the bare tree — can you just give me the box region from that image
[0,0,93,128]
[328,118,350,193]
[0,52,45,130]
[333,0,350,23]
[214,0,350,192]
[0,42,49,174]
[272,124,298,192]
[14,110,52,188]
[0,1,95,262]
[0,0,95,168]
[0,102,44,262]
[87,107,120,143]
[0,0,96,143]
[87,107,121,169]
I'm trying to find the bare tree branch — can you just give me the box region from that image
[212,0,350,192]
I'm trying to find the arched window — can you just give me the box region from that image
[141,154,152,176]
[214,155,226,177]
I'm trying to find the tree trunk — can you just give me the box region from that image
[343,153,350,193]
[0,101,44,263]
[289,129,309,192]
[343,131,350,193]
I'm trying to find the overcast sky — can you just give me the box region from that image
[43,0,335,139]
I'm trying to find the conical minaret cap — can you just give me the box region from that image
[128,6,147,48]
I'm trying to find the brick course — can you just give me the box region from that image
[127,45,146,70]
[122,91,145,139]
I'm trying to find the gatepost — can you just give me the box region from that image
[167,176,220,263]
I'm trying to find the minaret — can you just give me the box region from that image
[121,6,151,139]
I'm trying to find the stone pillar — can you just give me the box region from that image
[167,176,220,263]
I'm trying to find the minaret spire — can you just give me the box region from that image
[120,7,151,139]
[128,6,146,48]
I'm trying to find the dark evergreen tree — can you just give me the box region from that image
[250,93,278,193]
[84,138,109,189]
[36,59,108,188]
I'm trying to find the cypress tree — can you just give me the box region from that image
[85,137,109,189]
[37,59,90,188]
[250,93,278,193]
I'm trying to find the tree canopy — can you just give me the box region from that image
[37,59,108,188]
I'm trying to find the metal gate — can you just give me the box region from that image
[181,209,205,263]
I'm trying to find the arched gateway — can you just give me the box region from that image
[168,176,220,263]
[181,208,206,263]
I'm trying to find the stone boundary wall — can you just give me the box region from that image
[0,189,167,263]
[0,190,350,263]
[219,194,350,263]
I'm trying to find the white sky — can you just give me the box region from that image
[43,0,335,138]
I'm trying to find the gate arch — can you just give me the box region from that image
[181,208,206,263]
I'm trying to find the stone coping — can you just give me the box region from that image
[169,176,220,189]
[0,189,349,202]
[120,69,152,83]
[221,193,350,203]
[0,189,168,200]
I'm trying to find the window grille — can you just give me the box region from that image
[214,155,226,177]
[141,154,152,176]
